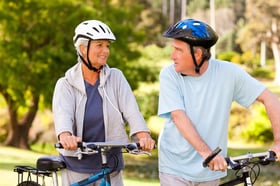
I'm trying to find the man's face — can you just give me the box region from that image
[170,39,194,74]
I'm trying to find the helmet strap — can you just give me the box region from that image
[79,40,103,73]
[190,45,205,74]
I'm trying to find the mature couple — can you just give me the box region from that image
[53,19,280,186]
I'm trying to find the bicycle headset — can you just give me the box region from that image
[73,20,116,72]
[163,18,218,74]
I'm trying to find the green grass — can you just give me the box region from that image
[1,145,280,186]
[0,146,48,186]
[0,145,159,186]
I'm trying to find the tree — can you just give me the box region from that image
[237,0,280,83]
[0,0,156,149]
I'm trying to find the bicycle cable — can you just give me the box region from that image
[233,162,261,184]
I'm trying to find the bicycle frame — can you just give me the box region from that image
[70,145,113,186]
[219,167,252,186]
[71,168,111,186]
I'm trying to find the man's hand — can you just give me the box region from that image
[207,154,227,172]
[270,143,280,161]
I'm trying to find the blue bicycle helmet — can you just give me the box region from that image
[163,19,218,74]
[163,19,218,49]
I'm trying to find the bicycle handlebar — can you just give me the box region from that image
[55,141,152,159]
[225,150,276,170]
[202,147,276,170]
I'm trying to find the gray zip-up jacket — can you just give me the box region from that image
[52,62,150,156]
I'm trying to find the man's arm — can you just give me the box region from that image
[257,88,280,160]
[171,109,227,171]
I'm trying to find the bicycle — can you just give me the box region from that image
[203,147,277,186]
[14,141,153,186]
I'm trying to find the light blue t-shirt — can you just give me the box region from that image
[157,59,265,182]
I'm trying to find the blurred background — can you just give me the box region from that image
[0,0,280,185]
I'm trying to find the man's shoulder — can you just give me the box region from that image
[210,58,242,72]
[160,64,176,75]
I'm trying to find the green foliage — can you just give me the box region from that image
[217,51,240,62]
[249,66,275,79]
[228,103,249,140]
[237,0,280,57]
[0,0,165,147]
[218,51,275,80]
[0,0,78,107]
[134,83,159,120]
[228,81,280,143]
[241,104,273,144]
[0,0,157,109]
[132,45,170,119]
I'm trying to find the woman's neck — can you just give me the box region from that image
[82,64,100,85]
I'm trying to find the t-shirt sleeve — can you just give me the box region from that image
[158,67,185,118]
[233,66,266,107]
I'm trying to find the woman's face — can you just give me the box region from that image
[81,40,111,68]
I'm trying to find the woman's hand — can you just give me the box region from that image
[59,132,82,150]
[135,132,156,151]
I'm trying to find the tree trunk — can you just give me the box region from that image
[169,0,175,25]
[271,42,280,84]
[270,18,280,84]
[181,0,187,19]
[162,0,168,17]
[3,94,39,149]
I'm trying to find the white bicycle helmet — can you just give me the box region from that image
[73,20,116,72]
[73,20,116,45]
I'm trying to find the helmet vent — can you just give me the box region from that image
[86,32,93,36]
[73,20,116,42]
[99,25,106,33]
[92,27,100,33]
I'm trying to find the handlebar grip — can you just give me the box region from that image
[133,142,157,150]
[54,142,83,149]
[55,143,63,148]
[126,143,140,151]
[260,150,277,165]
[203,147,222,167]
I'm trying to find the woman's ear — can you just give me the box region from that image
[79,45,87,56]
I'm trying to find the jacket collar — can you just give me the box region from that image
[65,62,111,94]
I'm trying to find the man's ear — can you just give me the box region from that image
[194,47,203,62]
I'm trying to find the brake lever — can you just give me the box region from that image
[128,149,151,156]
[74,145,99,160]
[125,143,152,156]
[260,151,276,165]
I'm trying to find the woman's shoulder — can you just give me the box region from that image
[106,67,125,78]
